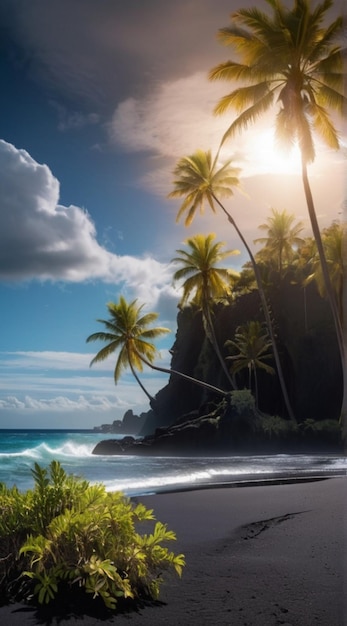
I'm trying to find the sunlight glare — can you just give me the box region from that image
[248,128,301,176]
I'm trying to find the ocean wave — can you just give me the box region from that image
[0,441,94,460]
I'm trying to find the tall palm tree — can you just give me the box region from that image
[86,296,171,404]
[225,320,275,407]
[342,222,347,442]
[169,149,296,422]
[209,0,345,368]
[87,296,227,406]
[172,233,239,389]
[254,208,304,280]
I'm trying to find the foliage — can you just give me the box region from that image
[172,233,239,307]
[172,233,239,389]
[209,0,345,383]
[0,461,184,611]
[86,296,170,402]
[305,222,344,321]
[229,389,256,417]
[226,320,275,406]
[258,415,298,440]
[254,209,304,281]
[209,0,345,159]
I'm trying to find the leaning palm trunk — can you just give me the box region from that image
[137,352,228,397]
[212,192,296,423]
[202,296,237,390]
[128,358,155,404]
[301,159,344,365]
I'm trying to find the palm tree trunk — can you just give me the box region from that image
[301,159,344,365]
[128,359,155,404]
[137,353,228,397]
[212,193,296,423]
[253,364,259,409]
[341,223,347,449]
[203,298,237,390]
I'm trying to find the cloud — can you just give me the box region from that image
[1,348,172,373]
[0,350,171,415]
[0,394,127,412]
[2,0,234,106]
[111,73,228,159]
[50,102,100,131]
[0,139,179,312]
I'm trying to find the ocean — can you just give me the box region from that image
[0,429,346,496]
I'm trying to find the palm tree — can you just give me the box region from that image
[209,0,345,369]
[87,296,227,406]
[169,149,296,422]
[172,233,239,389]
[225,321,275,407]
[254,208,304,280]
[305,222,344,322]
[86,296,171,404]
[342,222,347,443]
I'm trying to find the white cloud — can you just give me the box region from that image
[111,72,227,160]
[0,139,180,313]
[0,349,171,418]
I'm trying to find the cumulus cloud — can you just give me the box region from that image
[0,139,179,311]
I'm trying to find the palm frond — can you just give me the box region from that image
[219,91,275,143]
[309,102,340,149]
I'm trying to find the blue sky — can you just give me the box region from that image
[0,0,345,429]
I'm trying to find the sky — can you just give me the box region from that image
[0,0,346,429]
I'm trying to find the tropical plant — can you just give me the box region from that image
[172,233,239,389]
[88,296,228,401]
[0,461,184,610]
[169,148,296,421]
[305,222,344,322]
[342,222,347,444]
[225,320,275,407]
[255,208,304,280]
[209,0,346,369]
[86,296,170,404]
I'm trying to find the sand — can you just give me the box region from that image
[1,477,346,626]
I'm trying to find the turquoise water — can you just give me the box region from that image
[0,429,346,496]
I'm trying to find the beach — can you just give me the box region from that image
[1,477,346,625]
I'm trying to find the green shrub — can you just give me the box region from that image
[0,461,184,611]
[299,418,341,442]
[229,389,256,416]
[258,415,298,440]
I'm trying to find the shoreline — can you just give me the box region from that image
[1,476,346,625]
[135,469,346,497]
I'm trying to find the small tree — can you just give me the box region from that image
[172,233,239,389]
[225,321,275,407]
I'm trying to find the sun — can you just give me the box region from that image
[246,127,302,176]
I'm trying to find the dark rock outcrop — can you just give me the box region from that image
[93,280,342,456]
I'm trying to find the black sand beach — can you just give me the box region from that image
[1,477,346,625]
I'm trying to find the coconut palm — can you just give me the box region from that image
[169,148,296,422]
[86,296,170,403]
[255,208,304,280]
[209,0,345,367]
[342,222,347,442]
[305,222,344,322]
[87,296,227,406]
[225,321,275,407]
[172,233,239,389]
